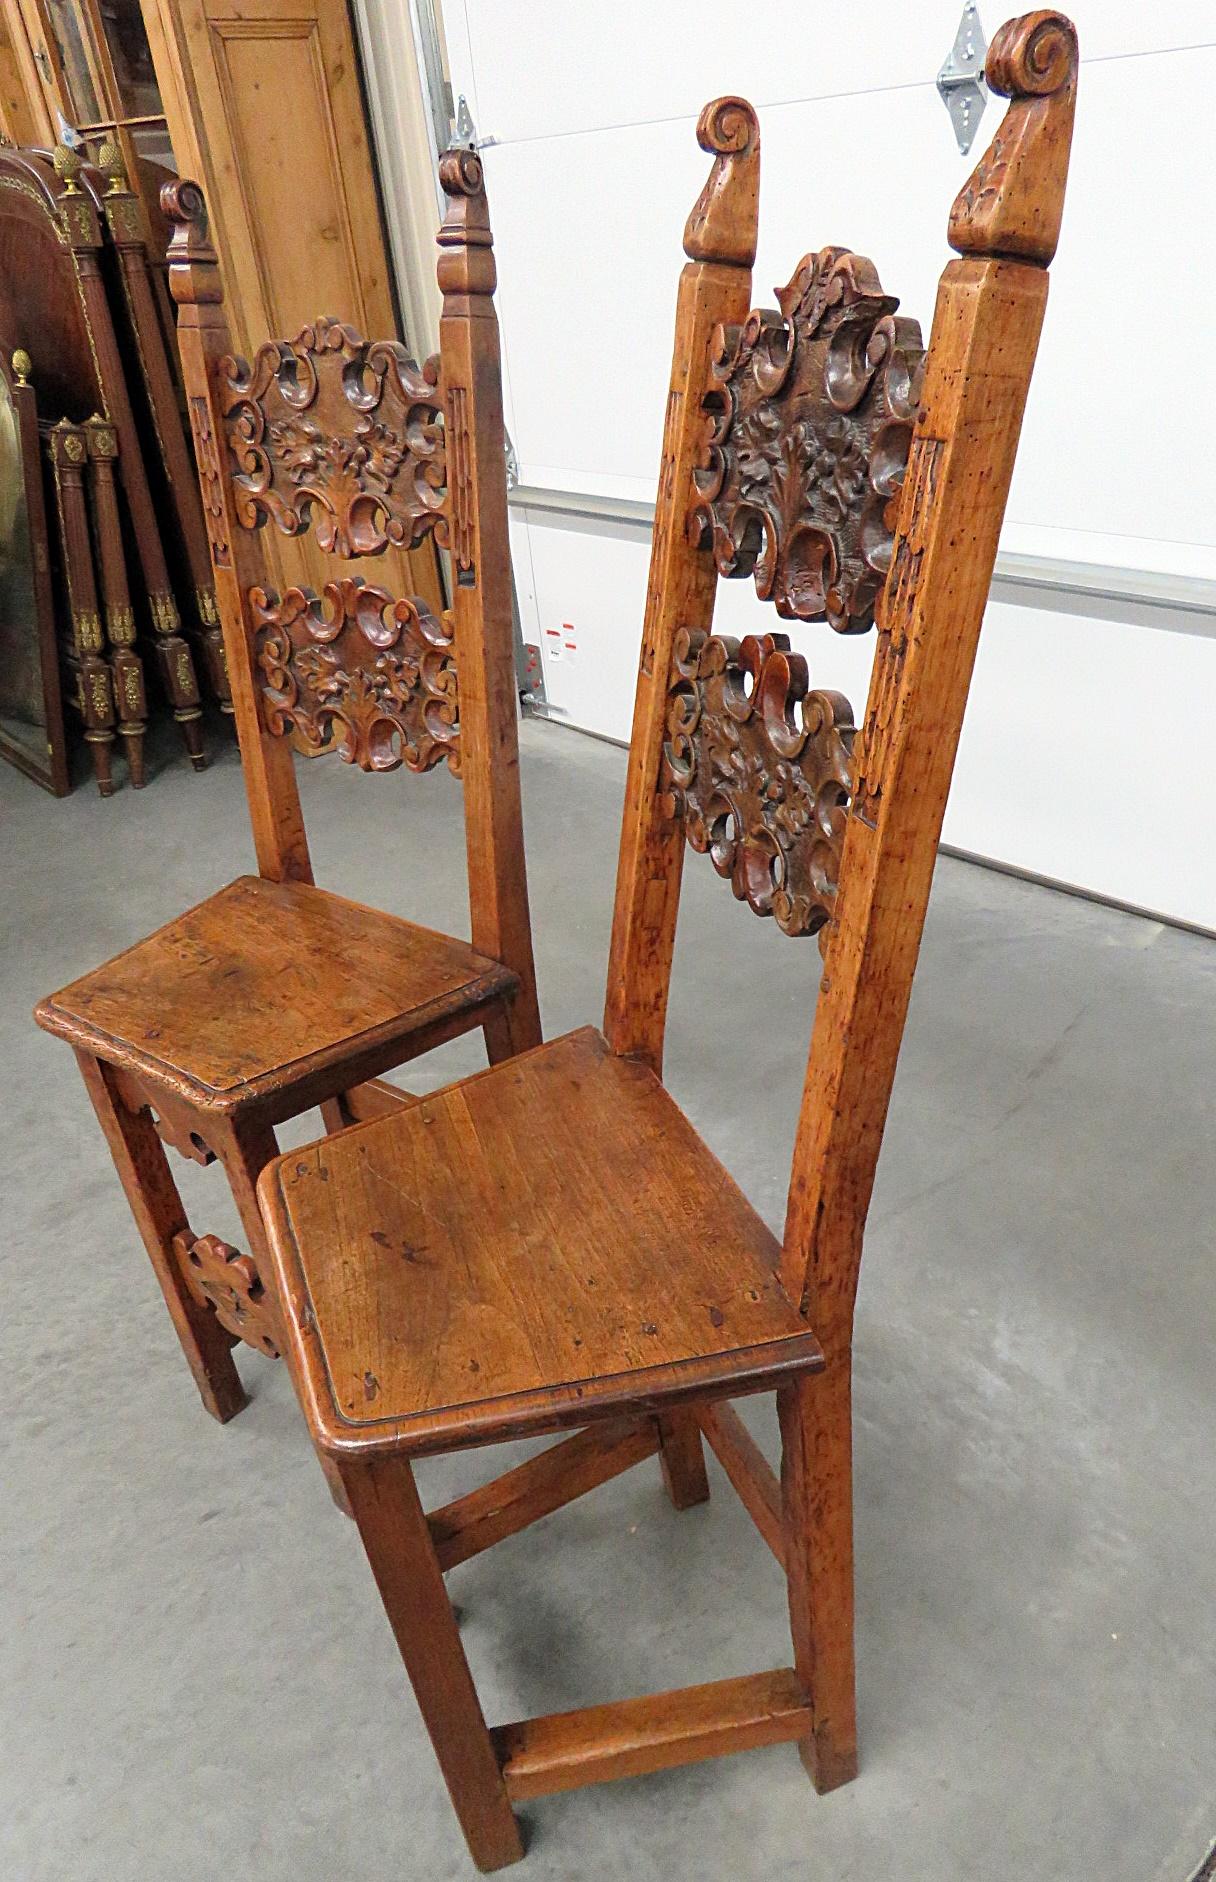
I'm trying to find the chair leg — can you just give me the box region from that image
[655,1410,710,1509]
[778,1362,859,1793]
[338,1452,525,1873]
[74,1051,247,1423]
[209,1111,352,1516]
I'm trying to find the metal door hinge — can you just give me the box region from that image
[937,3,988,156]
[454,95,499,152]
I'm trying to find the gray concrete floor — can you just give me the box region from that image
[3,717,1214,1882]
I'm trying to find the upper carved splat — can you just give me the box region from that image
[688,247,925,633]
[222,317,446,556]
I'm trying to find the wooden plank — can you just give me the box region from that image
[602,100,759,1075]
[436,150,542,1059]
[430,1420,658,1572]
[493,1668,809,1800]
[343,1078,421,1121]
[698,1401,784,1566]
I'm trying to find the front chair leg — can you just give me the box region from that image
[779,1361,859,1793]
[338,1452,525,1873]
[655,1410,710,1509]
[74,1050,248,1423]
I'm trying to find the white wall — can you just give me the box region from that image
[442,2,1216,928]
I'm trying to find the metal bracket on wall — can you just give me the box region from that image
[454,95,499,152]
[937,3,988,155]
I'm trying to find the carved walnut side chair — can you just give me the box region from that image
[251,15,1078,1867]
[34,156,541,1441]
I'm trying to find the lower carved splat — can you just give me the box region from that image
[174,1230,281,1358]
[661,627,854,945]
[252,577,459,774]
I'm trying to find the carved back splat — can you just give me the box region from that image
[662,207,927,948]
[164,157,539,1046]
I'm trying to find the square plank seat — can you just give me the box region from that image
[36,875,516,1125]
[243,25,1079,1871]
[259,1027,823,1458]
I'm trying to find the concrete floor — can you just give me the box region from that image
[3,717,1214,1882]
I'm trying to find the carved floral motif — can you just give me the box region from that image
[662,627,854,945]
[689,247,924,632]
[253,576,459,774]
[222,317,446,556]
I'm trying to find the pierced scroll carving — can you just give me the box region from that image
[222,317,446,556]
[688,247,925,632]
[662,628,855,945]
[174,1230,280,1358]
[252,577,459,774]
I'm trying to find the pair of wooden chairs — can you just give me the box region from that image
[35,11,1077,1871]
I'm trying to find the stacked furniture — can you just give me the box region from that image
[0,135,228,792]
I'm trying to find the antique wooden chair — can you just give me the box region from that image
[34,157,541,1432]
[276,15,1075,1869]
[249,15,1078,1865]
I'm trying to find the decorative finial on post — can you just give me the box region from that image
[11,348,31,386]
[97,137,129,198]
[435,148,494,300]
[683,97,760,267]
[161,178,222,307]
[52,142,82,196]
[948,9,1078,264]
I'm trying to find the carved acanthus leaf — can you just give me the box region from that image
[689,247,924,632]
[662,627,854,947]
[252,576,459,775]
[223,317,445,555]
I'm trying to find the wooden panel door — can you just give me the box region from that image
[142,0,443,611]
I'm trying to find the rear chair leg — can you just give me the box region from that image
[210,1110,352,1516]
[338,1452,525,1873]
[656,1410,710,1509]
[75,1051,247,1422]
[779,1362,859,1793]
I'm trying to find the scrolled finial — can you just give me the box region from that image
[986,9,1076,97]
[684,95,760,268]
[161,176,208,233]
[52,143,82,195]
[696,96,758,158]
[161,178,222,306]
[948,9,1078,266]
[437,147,484,199]
[11,348,31,386]
[436,144,494,298]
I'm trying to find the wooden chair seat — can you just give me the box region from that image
[257,1026,823,1458]
[36,874,516,1119]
